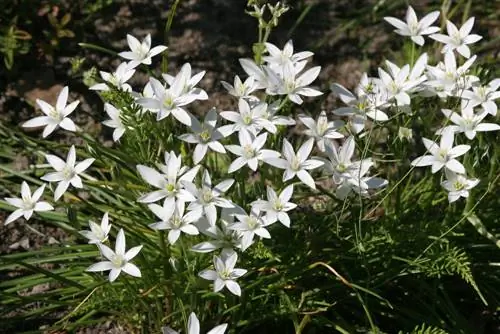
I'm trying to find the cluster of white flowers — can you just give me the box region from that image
[329,6,499,203]
[4,7,498,331]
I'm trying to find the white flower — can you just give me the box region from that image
[378,54,428,106]
[178,108,233,164]
[441,169,479,203]
[430,18,482,58]
[220,99,276,135]
[221,75,259,99]
[267,138,324,189]
[41,146,95,201]
[118,34,167,68]
[86,229,142,283]
[262,101,296,127]
[136,151,199,206]
[136,77,194,125]
[331,81,389,134]
[226,130,279,173]
[267,62,322,105]
[192,208,244,254]
[22,86,78,138]
[384,6,440,46]
[263,40,313,70]
[162,63,208,101]
[90,62,135,92]
[228,208,271,251]
[79,212,112,244]
[162,312,228,334]
[461,79,500,116]
[322,138,386,199]
[3,182,53,225]
[199,251,247,296]
[102,103,126,142]
[425,52,478,98]
[411,128,470,174]
[298,111,344,151]
[183,170,235,226]
[251,185,297,227]
[148,200,201,245]
[440,102,500,140]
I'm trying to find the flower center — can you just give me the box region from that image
[48,107,62,121]
[165,183,176,193]
[246,217,259,230]
[200,129,211,142]
[273,200,283,211]
[453,180,465,191]
[201,188,213,203]
[138,44,149,58]
[220,269,232,280]
[111,254,126,267]
[22,201,35,211]
[163,96,174,109]
[171,216,182,228]
[337,163,347,173]
[62,167,76,180]
[243,145,256,159]
[290,156,301,171]
[438,149,448,160]
[243,114,252,125]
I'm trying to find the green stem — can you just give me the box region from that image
[162,0,181,73]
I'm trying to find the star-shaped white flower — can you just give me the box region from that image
[23,86,78,138]
[118,34,167,68]
[425,52,478,98]
[41,146,95,201]
[228,208,271,251]
[183,171,235,226]
[221,75,259,99]
[430,18,482,58]
[192,208,244,254]
[162,312,228,334]
[199,251,247,296]
[251,185,297,227]
[263,40,313,70]
[378,55,428,106]
[441,169,479,203]
[79,212,112,244]
[411,128,470,174]
[267,138,324,189]
[90,62,135,92]
[136,151,199,206]
[322,138,387,199]
[461,79,500,116]
[220,99,276,135]
[86,229,143,283]
[4,182,53,225]
[148,200,201,245]
[102,103,126,142]
[162,63,208,101]
[298,111,344,151]
[440,102,500,140]
[331,81,389,134]
[226,130,279,173]
[267,62,322,105]
[136,77,194,125]
[384,6,440,46]
[178,108,233,164]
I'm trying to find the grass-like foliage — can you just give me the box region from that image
[1,1,499,333]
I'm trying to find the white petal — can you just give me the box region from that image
[225,280,241,296]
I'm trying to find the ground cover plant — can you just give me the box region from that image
[1,0,499,333]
